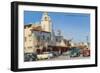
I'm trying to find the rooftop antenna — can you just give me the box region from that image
[86,36,88,43]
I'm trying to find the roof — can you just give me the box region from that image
[24,23,51,33]
[24,24,32,28]
[31,26,50,33]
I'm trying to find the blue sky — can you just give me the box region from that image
[24,11,90,43]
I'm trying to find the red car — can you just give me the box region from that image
[82,49,90,57]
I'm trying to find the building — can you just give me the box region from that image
[24,12,69,54]
[41,12,52,32]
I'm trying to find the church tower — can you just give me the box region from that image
[41,12,52,32]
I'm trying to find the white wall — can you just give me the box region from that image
[0,0,99,73]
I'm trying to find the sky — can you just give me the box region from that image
[24,11,90,43]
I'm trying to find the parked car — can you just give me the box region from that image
[37,54,49,60]
[63,48,81,57]
[70,48,81,57]
[24,53,37,61]
[62,51,71,56]
[43,52,54,59]
[82,48,90,57]
[50,51,60,57]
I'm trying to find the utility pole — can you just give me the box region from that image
[86,36,88,43]
[86,36,89,48]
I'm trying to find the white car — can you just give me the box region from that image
[43,52,54,59]
[37,54,49,60]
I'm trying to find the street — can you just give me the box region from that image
[46,55,90,61]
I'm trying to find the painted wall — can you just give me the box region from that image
[0,0,99,73]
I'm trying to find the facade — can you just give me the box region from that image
[24,25,34,53]
[24,12,52,53]
[31,30,51,52]
[24,12,70,54]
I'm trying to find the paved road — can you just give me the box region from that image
[47,55,90,61]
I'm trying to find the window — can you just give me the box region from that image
[28,34,31,37]
[45,17,48,21]
[28,46,32,49]
[43,35,45,40]
[47,37,50,41]
[24,37,26,42]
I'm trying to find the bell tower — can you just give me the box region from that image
[41,12,52,32]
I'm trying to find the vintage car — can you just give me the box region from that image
[62,51,70,56]
[50,51,60,57]
[68,48,81,57]
[82,48,90,57]
[43,52,54,58]
[62,48,81,57]
[37,51,61,60]
[24,53,37,61]
[37,53,49,60]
